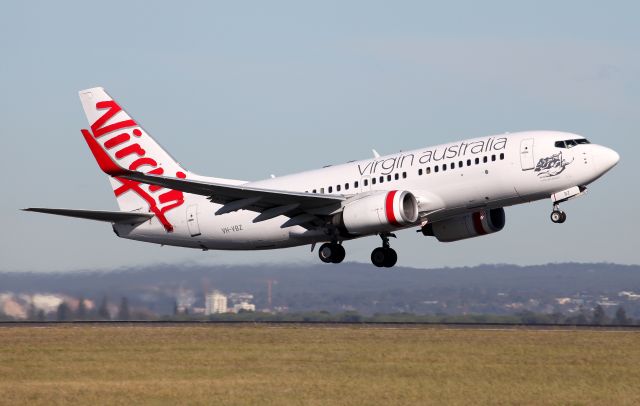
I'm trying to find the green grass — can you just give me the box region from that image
[0,325,639,405]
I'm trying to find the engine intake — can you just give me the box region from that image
[338,190,419,235]
[422,208,506,242]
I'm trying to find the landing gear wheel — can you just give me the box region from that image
[331,244,346,264]
[371,247,387,267]
[383,248,397,268]
[371,247,398,268]
[551,210,566,224]
[318,243,345,264]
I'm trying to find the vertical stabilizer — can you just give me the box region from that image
[79,87,188,231]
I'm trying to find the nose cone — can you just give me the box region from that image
[597,146,620,174]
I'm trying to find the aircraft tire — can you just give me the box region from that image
[371,247,387,267]
[383,248,397,268]
[318,243,334,263]
[331,244,346,263]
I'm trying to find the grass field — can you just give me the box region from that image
[0,325,639,405]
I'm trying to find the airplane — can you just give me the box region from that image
[25,87,620,268]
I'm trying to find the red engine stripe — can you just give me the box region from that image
[385,190,402,227]
[472,211,488,236]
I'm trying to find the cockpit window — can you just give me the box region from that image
[555,138,591,149]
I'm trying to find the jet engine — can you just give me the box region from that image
[421,208,506,242]
[337,190,419,235]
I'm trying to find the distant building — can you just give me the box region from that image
[0,294,27,319]
[228,292,254,304]
[619,291,640,300]
[228,292,255,313]
[205,291,227,315]
[176,289,196,314]
[232,302,256,313]
[190,307,206,315]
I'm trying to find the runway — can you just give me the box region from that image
[1,320,638,331]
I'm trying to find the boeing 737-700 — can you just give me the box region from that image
[25,87,620,267]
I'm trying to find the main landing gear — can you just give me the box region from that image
[550,204,567,224]
[371,233,398,268]
[317,233,399,268]
[318,242,346,264]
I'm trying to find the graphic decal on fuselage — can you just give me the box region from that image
[83,100,185,232]
[534,152,573,178]
[357,137,508,176]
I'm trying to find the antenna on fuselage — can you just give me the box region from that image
[372,149,380,158]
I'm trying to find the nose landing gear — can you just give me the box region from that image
[550,206,567,224]
[371,233,398,268]
[549,186,587,224]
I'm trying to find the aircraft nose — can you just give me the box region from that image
[597,146,620,173]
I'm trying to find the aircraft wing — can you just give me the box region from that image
[83,130,344,219]
[23,208,153,223]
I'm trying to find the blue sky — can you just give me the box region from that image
[1,1,638,271]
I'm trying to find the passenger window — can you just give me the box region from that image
[426,167,431,174]
[379,176,384,183]
[320,188,325,193]
[483,156,488,163]
[394,173,399,180]
[418,168,423,176]
[364,179,368,186]
[443,164,447,171]
[500,153,504,160]
[345,183,349,191]
[492,155,496,162]
[402,172,407,179]
[467,159,471,166]
[387,174,392,181]
[372,178,376,185]
[328,186,333,193]
[475,158,480,165]
[459,161,463,168]
[313,189,316,193]
[450,162,455,169]
[434,165,439,173]
[355,181,359,188]
[337,185,341,192]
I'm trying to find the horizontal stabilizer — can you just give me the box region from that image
[23,208,153,224]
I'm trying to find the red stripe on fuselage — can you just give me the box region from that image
[385,190,401,227]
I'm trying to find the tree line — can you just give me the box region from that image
[2,300,635,326]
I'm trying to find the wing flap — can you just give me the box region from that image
[23,208,153,224]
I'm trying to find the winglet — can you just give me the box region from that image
[81,129,127,177]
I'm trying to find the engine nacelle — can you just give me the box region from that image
[338,190,419,235]
[422,208,506,242]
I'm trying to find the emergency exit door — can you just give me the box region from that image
[186,205,201,237]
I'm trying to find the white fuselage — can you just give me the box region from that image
[113,130,618,250]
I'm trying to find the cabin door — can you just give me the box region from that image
[520,138,535,170]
